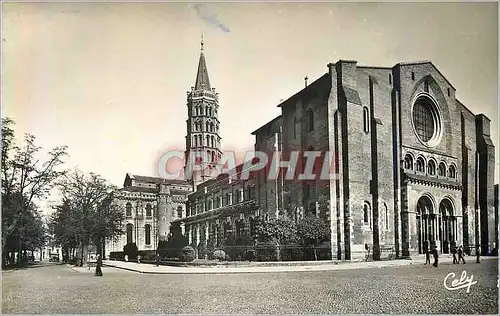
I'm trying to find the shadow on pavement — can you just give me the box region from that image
[2,262,64,271]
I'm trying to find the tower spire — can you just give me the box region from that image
[194,36,211,90]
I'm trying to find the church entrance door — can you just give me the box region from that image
[416,195,437,254]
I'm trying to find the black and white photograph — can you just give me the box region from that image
[2,1,499,314]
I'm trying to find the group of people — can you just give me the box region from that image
[424,243,481,267]
[424,245,440,267]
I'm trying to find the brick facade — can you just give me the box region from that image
[108,50,497,261]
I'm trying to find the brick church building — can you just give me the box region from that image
[106,40,497,261]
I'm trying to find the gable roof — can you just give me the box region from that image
[277,73,329,109]
[124,173,190,187]
[395,60,456,91]
[251,115,283,135]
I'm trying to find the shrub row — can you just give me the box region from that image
[109,250,156,261]
[111,245,332,262]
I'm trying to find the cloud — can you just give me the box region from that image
[193,4,230,33]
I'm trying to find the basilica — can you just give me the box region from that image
[105,41,498,260]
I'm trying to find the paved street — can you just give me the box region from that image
[2,259,498,314]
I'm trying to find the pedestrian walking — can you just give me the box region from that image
[364,243,370,262]
[95,254,103,277]
[432,246,439,267]
[458,245,466,264]
[476,245,481,263]
[452,246,458,264]
[155,253,160,267]
[424,241,430,265]
[137,254,141,264]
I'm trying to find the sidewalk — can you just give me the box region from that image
[100,255,497,275]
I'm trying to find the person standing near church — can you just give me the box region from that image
[452,246,458,264]
[95,254,103,277]
[424,240,430,265]
[458,245,466,264]
[432,246,439,267]
[476,245,481,263]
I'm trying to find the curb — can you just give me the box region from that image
[103,261,413,275]
[101,256,497,275]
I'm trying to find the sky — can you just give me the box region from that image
[2,2,499,211]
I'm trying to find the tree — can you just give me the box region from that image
[52,170,123,266]
[92,195,125,257]
[297,216,330,260]
[256,217,298,245]
[123,243,138,259]
[2,118,68,266]
[49,198,80,262]
[158,226,189,259]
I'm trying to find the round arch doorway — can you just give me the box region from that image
[439,198,457,254]
[416,195,437,254]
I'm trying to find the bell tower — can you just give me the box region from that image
[185,36,222,188]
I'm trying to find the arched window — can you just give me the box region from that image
[448,164,456,179]
[211,151,215,162]
[404,154,413,170]
[438,162,446,177]
[416,157,425,173]
[210,122,214,132]
[206,135,210,146]
[126,223,133,244]
[145,224,151,245]
[427,160,436,175]
[177,206,183,218]
[363,107,370,133]
[205,106,209,116]
[380,203,388,231]
[211,136,215,147]
[206,122,210,131]
[413,96,437,143]
[363,202,371,227]
[193,135,198,147]
[126,203,132,217]
[307,110,314,131]
[145,204,152,217]
[195,106,199,116]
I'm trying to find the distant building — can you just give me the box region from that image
[33,245,62,261]
[104,174,192,258]
[174,164,258,248]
